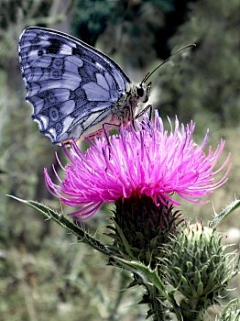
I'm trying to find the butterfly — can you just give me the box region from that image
[18,27,152,145]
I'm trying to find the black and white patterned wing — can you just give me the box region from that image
[18,27,131,144]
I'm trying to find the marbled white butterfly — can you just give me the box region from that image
[18,27,152,145]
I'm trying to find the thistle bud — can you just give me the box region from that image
[216,300,240,321]
[164,223,238,319]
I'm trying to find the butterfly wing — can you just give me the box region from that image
[19,27,131,144]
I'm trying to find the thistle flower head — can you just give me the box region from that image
[44,112,230,218]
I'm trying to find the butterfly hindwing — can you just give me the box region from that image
[19,27,131,144]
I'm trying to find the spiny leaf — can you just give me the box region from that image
[8,195,114,256]
[209,199,240,229]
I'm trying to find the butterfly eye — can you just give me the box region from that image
[137,86,144,97]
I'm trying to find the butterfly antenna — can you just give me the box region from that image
[141,44,196,84]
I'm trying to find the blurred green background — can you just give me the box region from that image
[0,0,239,320]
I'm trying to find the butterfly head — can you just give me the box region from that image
[135,81,151,104]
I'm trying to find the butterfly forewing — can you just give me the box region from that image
[19,27,131,144]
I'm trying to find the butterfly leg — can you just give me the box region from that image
[135,105,154,136]
[135,104,153,120]
[102,122,121,160]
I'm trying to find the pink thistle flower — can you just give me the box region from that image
[44,112,230,218]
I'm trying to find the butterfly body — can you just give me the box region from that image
[18,27,151,144]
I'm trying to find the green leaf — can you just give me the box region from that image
[209,199,240,229]
[111,257,183,321]
[8,195,114,257]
